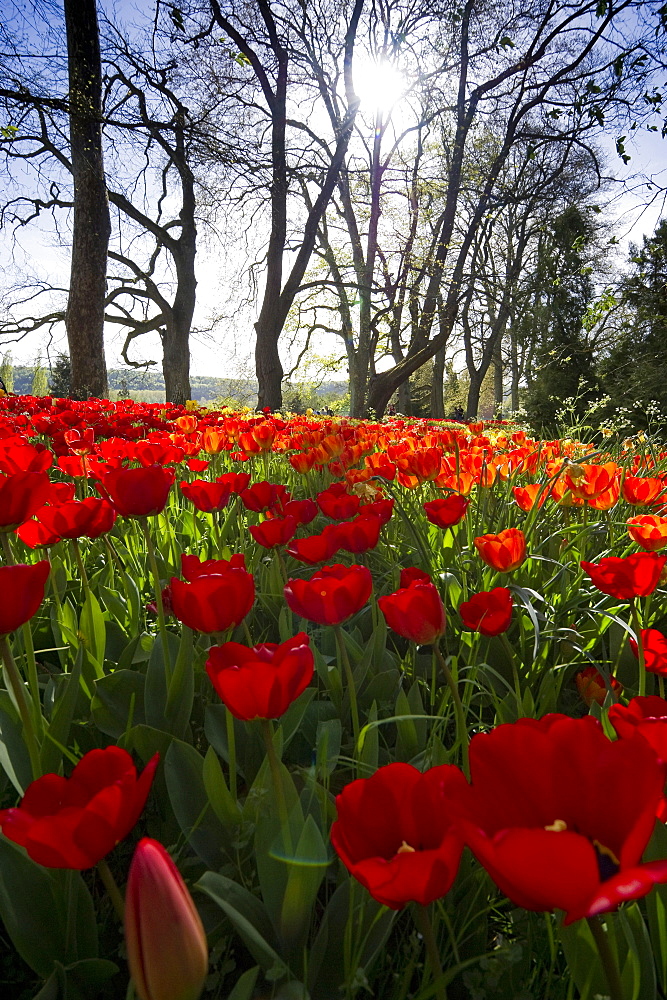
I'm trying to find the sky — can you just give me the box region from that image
[1,1,666,380]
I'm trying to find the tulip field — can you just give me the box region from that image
[5,395,667,1000]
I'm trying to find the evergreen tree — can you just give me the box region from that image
[599,219,667,429]
[49,353,72,397]
[524,206,599,432]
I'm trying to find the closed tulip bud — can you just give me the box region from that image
[125,838,208,1000]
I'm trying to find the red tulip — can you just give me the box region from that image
[423,495,469,529]
[459,588,513,636]
[330,762,468,909]
[286,525,341,564]
[216,472,251,495]
[170,561,255,634]
[0,471,52,530]
[280,497,318,526]
[249,514,298,549]
[457,715,667,924]
[0,747,158,869]
[125,838,208,1000]
[0,562,50,634]
[180,553,246,580]
[206,633,314,720]
[316,483,360,520]
[63,427,95,455]
[581,552,666,599]
[378,580,445,645]
[334,514,382,554]
[474,528,526,573]
[35,497,116,540]
[609,695,667,764]
[99,465,175,517]
[630,628,667,675]
[399,566,431,587]
[179,480,231,513]
[284,564,372,625]
[239,481,290,513]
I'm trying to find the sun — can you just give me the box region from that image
[352,58,407,116]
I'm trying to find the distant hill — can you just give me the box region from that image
[8,366,348,406]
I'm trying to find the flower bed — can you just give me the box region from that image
[0,394,666,999]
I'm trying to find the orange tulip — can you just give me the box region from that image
[627,515,667,551]
[622,476,666,506]
[474,528,527,572]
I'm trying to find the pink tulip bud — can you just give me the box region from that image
[124,838,208,1000]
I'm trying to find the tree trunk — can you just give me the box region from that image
[255,320,284,411]
[431,345,446,418]
[162,325,191,405]
[510,330,520,412]
[466,369,484,420]
[493,335,503,416]
[63,0,110,400]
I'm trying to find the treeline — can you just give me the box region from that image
[1,361,348,408]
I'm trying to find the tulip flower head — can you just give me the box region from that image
[99,465,175,518]
[0,746,158,868]
[378,579,446,645]
[629,628,667,675]
[170,557,255,634]
[0,561,50,635]
[575,666,623,707]
[206,632,314,720]
[581,552,666,599]
[474,528,526,573]
[125,838,208,1000]
[457,715,667,924]
[284,563,372,625]
[331,762,468,909]
[459,588,513,637]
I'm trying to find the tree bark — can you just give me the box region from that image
[63,0,110,399]
[431,345,446,418]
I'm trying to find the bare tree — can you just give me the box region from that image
[203,0,365,410]
[63,0,110,397]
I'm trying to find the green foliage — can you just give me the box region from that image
[598,219,667,431]
[31,358,48,397]
[0,351,14,393]
[523,205,600,433]
[48,353,72,398]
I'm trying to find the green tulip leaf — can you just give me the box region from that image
[0,840,98,977]
[40,646,83,774]
[164,739,228,867]
[33,958,118,1000]
[91,669,146,739]
[0,692,32,794]
[196,872,284,976]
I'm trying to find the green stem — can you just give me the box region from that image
[70,539,90,596]
[242,618,254,646]
[97,858,125,921]
[21,622,44,738]
[433,644,470,781]
[0,531,15,565]
[260,718,293,854]
[630,599,646,697]
[0,635,41,779]
[141,518,172,683]
[412,904,447,1000]
[226,707,237,803]
[500,632,523,707]
[586,915,624,1000]
[334,625,360,749]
